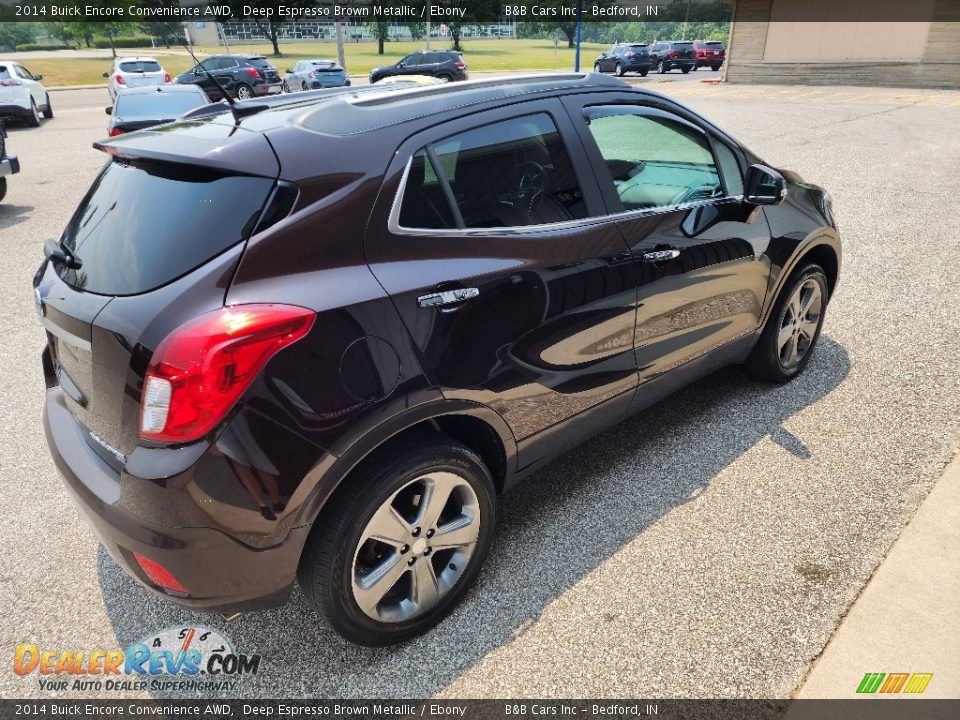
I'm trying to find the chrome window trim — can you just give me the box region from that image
[387,154,743,238]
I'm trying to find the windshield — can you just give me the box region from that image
[115,92,206,118]
[58,159,275,295]
[119,61,162,73]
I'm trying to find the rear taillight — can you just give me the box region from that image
[668,51,678,59]
[454,60,465,69]
[624,51,635,57]
[115,74,125,85]
[164,72,171,83]
[133,552,189,596]
[245,67,261,79]
[0,78,22,86]
[139,304,315,443]
[108,127,125,137]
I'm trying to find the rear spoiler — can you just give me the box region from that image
[93,121,279,177]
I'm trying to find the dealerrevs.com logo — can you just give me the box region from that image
[14,626,261,693]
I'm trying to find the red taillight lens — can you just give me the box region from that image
[668,51,678,58]
[245,67,261,79]
[133,552,189,596]
[454,60,465,69]
[108,127,125,137]
[164,72,171,83]
[140,304,315,443]
[115,74,125,85]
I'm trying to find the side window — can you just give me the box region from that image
[584,109,722,211]
[199,58,218,72]
[712,138,744,196]
[16,65,33,80]
[218,58,239,70]
[398,113,588,230]
[399,150,456,230]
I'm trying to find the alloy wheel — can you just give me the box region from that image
[351,471,482,623]
[778,278,822,368]
[237,85,253,100]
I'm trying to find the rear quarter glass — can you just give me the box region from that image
[57,159,275,296]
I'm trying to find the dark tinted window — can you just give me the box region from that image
[216,57,239,70]
[115,91,206,118]
[705,42,724,47]
[585,108,721,211]
[246,57,273,70]
[673,42,694,49]
[399,150,455,230]
[402,113,587,229]
[58,160,274,295]
[119,61,162,73]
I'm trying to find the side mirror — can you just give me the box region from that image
[105,106,113,115]
[745,164,787,205]
[33,74,43,81]
[101,71,109,78]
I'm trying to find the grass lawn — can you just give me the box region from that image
[20,39,610,87]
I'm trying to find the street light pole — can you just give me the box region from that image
[574,0,582,71]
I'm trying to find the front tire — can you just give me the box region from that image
[657,60,666,74]
[594,62,602,74]
[298,437,496,646]
[616,62,625,77]
[42,94,53,119]
[0,177,7,203]
[744,263,829,383]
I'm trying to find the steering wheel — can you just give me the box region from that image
[510,160,549,213]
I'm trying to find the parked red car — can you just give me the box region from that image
[693,40,726,71]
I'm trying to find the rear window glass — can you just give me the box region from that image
[119,61,162,73]
[673,43,694,49]
[115,91,206,118]
[705,42,724,47]
[58,160,274,295]
[628,45,647,50]
[0,66,10,79]
[247,58,273,68]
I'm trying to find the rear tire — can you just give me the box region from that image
[744,263,829,383]
[235,83,253,100]
[681,66,692,74]
[42,94,53,119]
[436,73,453,82]
[298,437,496,646]
[0,177,7,203]
[616,62,625,77]
[25,99,40,127]
[711,64,721,71]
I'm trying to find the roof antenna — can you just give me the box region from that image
[181,42,243,125]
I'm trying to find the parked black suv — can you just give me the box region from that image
[370,50,467,83]
[648,41,698,73]
[38,74,839,646]
[0,121,18,202]
[175,54,282,100]
[594,43,651,76]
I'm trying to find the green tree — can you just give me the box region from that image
[0,23,37,52]
[87,21,139,58]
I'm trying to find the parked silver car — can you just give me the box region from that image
[283,59,350,92]
[103,57,170,101]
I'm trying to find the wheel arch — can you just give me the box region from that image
[295,400,517,531]
[762,229,841,326]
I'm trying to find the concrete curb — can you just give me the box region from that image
[792,442,960,700]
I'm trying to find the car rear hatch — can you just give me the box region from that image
[624,45,649,60]
[702,42,725,58]
[0,64,24,103]
[672,43,696,59]
[247,57,281,84]
[312,64,346,85]
[36,121,282,465]
[118,60,166,88]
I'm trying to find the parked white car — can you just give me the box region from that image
[0,59,53,128]
[103,57,170,101]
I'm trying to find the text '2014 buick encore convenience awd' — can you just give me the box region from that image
[36,74,840,646]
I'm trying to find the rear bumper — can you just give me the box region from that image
[254,82,283,96]
[696,57,725,67]
[0,102,31,118]
[43,386,308,612]
[0,154,18,177]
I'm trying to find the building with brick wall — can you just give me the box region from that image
[725,0,960,88]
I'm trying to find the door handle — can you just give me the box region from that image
[642,249,681,263]
[417,287,479,309]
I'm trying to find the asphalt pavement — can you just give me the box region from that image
[1,80,958,700]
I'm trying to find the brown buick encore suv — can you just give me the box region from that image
[37,74,840,645]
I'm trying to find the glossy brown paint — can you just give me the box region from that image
[39,75,840,611]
